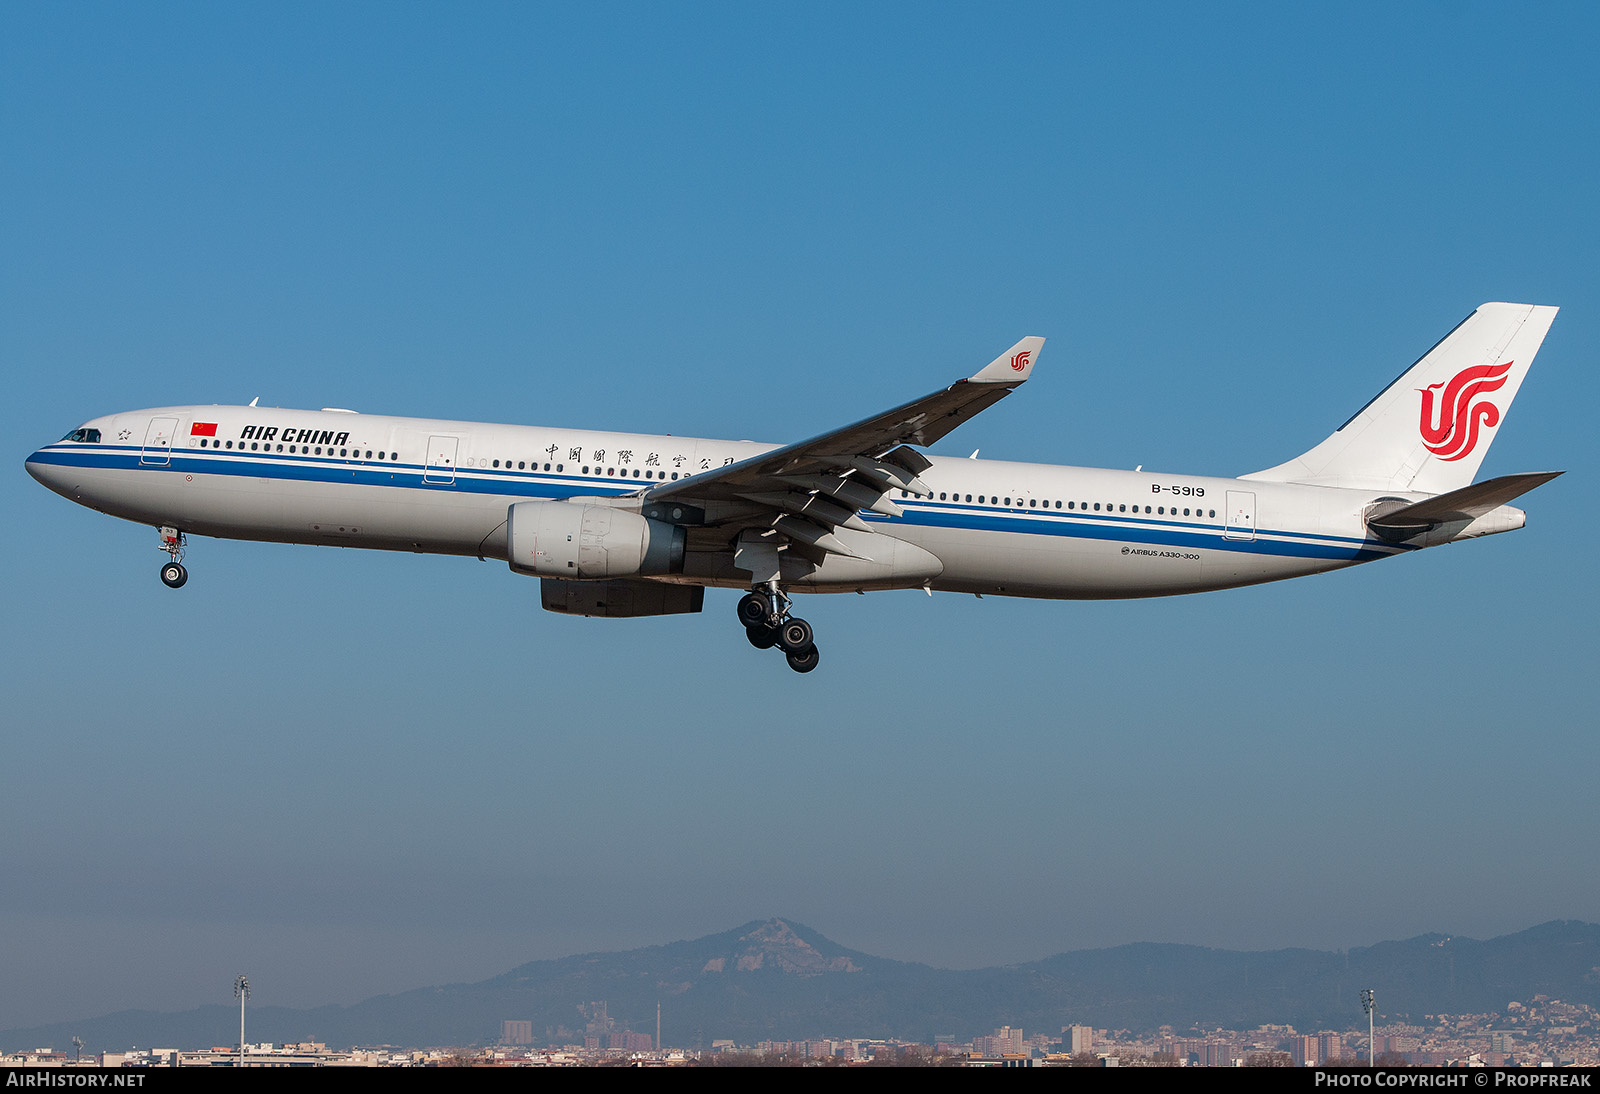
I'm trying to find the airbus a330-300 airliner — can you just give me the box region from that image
[27,302,1561,673]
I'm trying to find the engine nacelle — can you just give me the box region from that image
[507,499,685,579]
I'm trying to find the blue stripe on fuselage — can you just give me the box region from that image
[26,445,1404,563]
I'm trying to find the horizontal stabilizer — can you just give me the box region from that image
[1365,471,1563,538]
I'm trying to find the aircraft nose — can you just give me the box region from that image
[25,448,71,495]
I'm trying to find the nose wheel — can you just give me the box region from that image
[737,588,819,673]
[157,526,189,589]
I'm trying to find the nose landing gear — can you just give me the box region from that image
[736,587,819,673]
[158,526,188,588]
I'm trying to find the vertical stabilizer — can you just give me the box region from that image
[1243,303,1557,494]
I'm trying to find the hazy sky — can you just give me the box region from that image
[4,2,1597,1031]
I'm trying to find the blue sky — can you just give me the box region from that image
[3,2,1597,1031]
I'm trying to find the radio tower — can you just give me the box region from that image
[234,975,251,1067]
[1360,989,1375,1066]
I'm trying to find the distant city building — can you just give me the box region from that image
[607,1030,653,1052]
[975,1025,1024,1057]
[581,1001,614,1038]
[502,1020,533,1045]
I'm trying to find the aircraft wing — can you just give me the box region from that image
[641,337,1044,557]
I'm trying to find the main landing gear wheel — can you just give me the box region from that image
[736,592,773,629]
[777,618,813,653]
[784,645,820,673]
[735,587,822,673]
[160,562,188,588]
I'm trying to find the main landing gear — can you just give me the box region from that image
[737,588,820,674]
[158,526,188,588]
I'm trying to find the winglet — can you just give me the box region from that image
[969,336,1045,383]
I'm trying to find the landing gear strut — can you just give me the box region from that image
[158,526,188,588]
[736,587,819,673]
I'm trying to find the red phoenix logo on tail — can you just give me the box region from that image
[1419,361,1513,462]
[1010,350,1031,372]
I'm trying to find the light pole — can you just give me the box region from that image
[1360,988,1375,1066]
[234,975,251,1067]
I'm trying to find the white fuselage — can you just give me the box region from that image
[26,403,1482,601]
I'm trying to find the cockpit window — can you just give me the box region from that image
[61,428,102,443]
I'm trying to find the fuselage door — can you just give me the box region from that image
[1223,489,1256,541]
[141,417,179,466]
[424,435,459,484]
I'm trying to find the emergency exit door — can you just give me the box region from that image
[1223,490,1256,541]
[141,417,178,466]
[424,435,458,484]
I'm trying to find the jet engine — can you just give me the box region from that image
[506,499,685,579]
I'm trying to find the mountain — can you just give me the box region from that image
[5,919,1598,1052]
